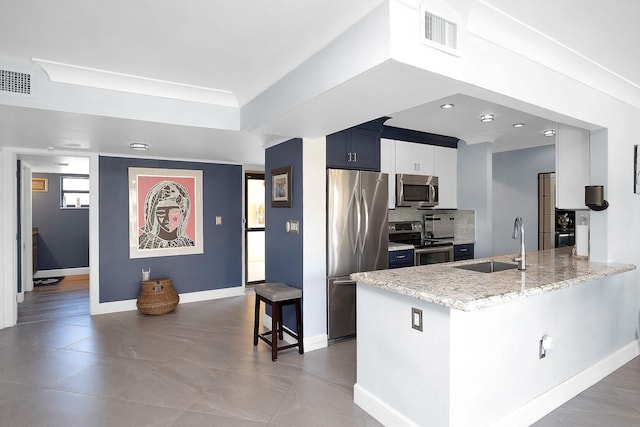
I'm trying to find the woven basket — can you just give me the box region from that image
[136,278,179,315]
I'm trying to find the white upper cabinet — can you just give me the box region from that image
[433,146,458,209]
[556,124,590,209]
[380,138,396,209]
[395,141,434,175]
[380,139,458,209]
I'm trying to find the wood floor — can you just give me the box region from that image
[18,274,89,324]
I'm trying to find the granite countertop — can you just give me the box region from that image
[351,248,636,311]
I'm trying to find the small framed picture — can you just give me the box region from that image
[271,166,292,208]
[635,145,640,194]
[32,178,48,192]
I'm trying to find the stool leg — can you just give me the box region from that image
[253,294,260,346]
[278,304,284,340]
[271,301,279,361]
[296,298,304,354]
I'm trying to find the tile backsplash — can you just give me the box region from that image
[388,208,475,242]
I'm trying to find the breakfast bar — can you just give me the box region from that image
[351,248,637,427]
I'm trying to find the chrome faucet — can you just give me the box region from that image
[512,216,526,270]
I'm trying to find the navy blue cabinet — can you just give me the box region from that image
[454,243,474,261]
[326,119,386,171]
[389,249,415,269]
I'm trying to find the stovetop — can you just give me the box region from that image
[416,238,454,249]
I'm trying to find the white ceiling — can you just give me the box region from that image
[1,0,639,173]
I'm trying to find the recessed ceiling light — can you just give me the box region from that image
[513,123,525,128]
[480,114,494,122]
[56,162,69,166]
[63,143,81,148]
[130,142,150,151]
[440,103,454,109]
[543,130,556,137]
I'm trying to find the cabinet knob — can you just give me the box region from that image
[353,152,357,162]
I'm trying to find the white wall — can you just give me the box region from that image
[457,141,492,257]
[492,145,555,256]
[356,271,640,427]
[302,137,328,350]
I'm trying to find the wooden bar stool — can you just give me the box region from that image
[253,282,303,361]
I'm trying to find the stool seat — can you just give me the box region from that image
[255,282,302,302]
[253,282,303,361]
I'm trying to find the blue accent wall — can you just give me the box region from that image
[32,173,89,270]
[98,156,242,303]
[265,139,303,328]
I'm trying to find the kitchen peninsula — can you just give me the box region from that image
[352,248,637,427]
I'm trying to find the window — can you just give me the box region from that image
[61,175,90,208]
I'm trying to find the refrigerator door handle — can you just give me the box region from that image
[354,188,362,254]
[333,279,356,286]
[360,189,370,255]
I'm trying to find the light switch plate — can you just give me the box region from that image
[215,216,222,225]
[286,220,300,233]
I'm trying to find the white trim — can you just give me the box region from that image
[491,339,640,427]
[304,333,328,352]
[33,58,239,107]
[260,313,328,353]
[354,339,640,427]
[91,286,245,316]
[354,383,421,427]
[34,267,89,279]
[1,149,17,328]
[177,286,244,304]
[89,153,100,316]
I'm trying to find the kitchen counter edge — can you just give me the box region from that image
[351,248,636,312]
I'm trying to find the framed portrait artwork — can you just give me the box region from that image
[128,167,203,259]
[271,166,292,208]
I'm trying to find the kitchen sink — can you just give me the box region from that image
[454,261,519,273]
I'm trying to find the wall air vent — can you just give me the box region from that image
[0,68,33,95]
[421,5,460,57]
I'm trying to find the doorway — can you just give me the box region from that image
[245,172,265,284]
[17,154,91,323]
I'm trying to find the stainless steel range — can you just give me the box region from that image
[389,216,454,265]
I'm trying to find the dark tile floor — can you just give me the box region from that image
[5,279,639,426]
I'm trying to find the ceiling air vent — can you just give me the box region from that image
[422,10,459,56]
[0,68,33,95]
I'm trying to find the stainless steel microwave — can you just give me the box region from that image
[396,174,439,207]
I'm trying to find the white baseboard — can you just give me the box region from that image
[34,267,89,278]
[354,383,421,427]
[304,333,328,352]
[491,339,640,427]
[354,340,640,427]
[90,286,245,316]
[261,313,328,353]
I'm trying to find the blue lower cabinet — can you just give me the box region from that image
[389,249,415,268]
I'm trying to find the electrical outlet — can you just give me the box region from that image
[412,307,423,331]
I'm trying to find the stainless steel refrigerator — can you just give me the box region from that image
[327,168,388,340]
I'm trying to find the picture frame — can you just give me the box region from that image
[635,145,640,194]
[271,166,292,208]
[32,177,48,192]
[128,167,204,259]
